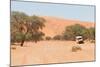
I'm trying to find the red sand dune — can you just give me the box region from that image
[41,16,95,37]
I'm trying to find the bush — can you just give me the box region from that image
[88,27,95,40]
[11,47,16,50]
[45,36,52,40]
[63,24,87,40]
[71,46,82,52]
[90,40,95,43]
[53,35,62,40]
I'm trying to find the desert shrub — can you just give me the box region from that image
[30,32,45,43]
[53,35,62,40]
[90,40,95,43]
[71,46,82,52]
[82,27,95,40]
[11,47,16,50]
[62,35,68,40]
[88,27,95,40]
[45,36,52,40]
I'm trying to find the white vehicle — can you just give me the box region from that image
[76,36,84,44]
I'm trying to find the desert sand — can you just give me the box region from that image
[11,41,95,66]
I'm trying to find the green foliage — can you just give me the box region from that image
[31,32,45,43]
[88,27,95,40]
[11,11,46,46]
[11,32,24,43]
[63,24,86,40]
[63,24,95,41]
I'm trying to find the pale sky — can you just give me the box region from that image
[11,1,95,22]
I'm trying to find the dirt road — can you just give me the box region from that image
[11,41,95,66]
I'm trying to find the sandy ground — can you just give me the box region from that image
[11,41,95,66]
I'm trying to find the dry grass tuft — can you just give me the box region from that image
[11,47,16,50]
[72,45,82,52]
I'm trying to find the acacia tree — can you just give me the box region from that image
[11,11,45,46]
[26,15,45,43]
[11,11,28,44]
[63,24,87,40]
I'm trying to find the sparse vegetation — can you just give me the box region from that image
[72,46,82,52]
[11,12,95,66]
[11,11,95,47]
[45,36,52,40]
[63,24,87,41]
[63,24,95,41]
[90,40,95,43]
[11,47,16,50]
[53,35,62,40]
[11,11,46,46]
[88,27,95,40]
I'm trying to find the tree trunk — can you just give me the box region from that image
[20,30,28,47]
[20,38,25,47]
[20,34,26,47]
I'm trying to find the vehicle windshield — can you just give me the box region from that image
[77,38,82,40]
